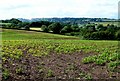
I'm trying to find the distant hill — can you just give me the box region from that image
[18,18,117,24]
[1,18,118,25]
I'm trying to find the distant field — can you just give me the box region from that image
[0,23,11,25]
[2,28,120,80]
[2,28,79,40]
[30,27,42,31]
[92,21,119,26]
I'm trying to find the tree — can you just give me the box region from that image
[24,25,30,30]
[96,24,107,31]
[71,25,80,32]
[29,21,52,27]
[16,22,30,30]
[41,25,49,32]
[40,21,52,26]
[83,31,115,40]
[60,26,68,33]
[106,24,117,33]
[10,18,22,24]
[60,25,73,33]
[115,30,120,40]
[48,22,63,34]
[86,24,96,32]
[30,22,42,27]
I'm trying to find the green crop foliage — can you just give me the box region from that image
[15,67,23,74]
[108,61,120,68]
[82,51,119,70]
[95,59,106,65]
[79,72,92,80]
[2,28,119,78]
[82,56,96,64]
[47,69,54,77]
[108,61,120,72]
[2,69,10,80]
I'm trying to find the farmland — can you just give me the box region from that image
[30,27,42,31]
[92,21,119,26]
[1,28,120,80]
[2,29,79,40]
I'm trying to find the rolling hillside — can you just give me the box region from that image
[2,29,120,80]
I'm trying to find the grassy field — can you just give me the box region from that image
[0,23,11,25]
[92,21,119,26]
[2,28,120,80]
[30,27,42,31]
[2,29,78,40]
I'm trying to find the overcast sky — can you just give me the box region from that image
[0,0,119,19]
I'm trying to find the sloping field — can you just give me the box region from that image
[1,29,120,80]
[2,29,79,40]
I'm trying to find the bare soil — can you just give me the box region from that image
[2,50,120,81]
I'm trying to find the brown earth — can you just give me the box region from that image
[2,50,120,81]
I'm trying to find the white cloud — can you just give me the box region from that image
[0,0,119,19]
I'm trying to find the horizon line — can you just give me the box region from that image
[1,17,118,20]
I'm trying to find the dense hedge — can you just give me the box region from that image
[83,31,115,40]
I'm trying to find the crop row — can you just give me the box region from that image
[2,40,119,79]
[2,40,118,61]
[2,40,117,54]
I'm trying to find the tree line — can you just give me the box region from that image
[1,18,120,40]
